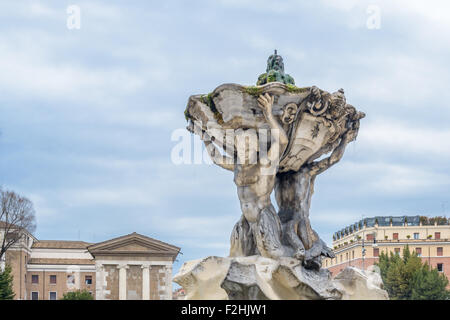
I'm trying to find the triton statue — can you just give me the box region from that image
[176,52,379,300]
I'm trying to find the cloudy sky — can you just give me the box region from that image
[1,0,450,276]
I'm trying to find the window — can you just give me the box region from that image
[437,263,443,272]
[31,292,39,300]
[49,292,57,300]
[31,275,39,284]
[394,248,400,254]
[435,232,441,240]
[49,275,57,284]
[416,247,422,257]
[85,275,92,285]
[366,234,374,241]
[373,248,379,257]
[393,233,399,240]
[346,252,348,261]
[413,233,419,240]
[340,255,343,263]
[352,250,354,259]
[437,247,443,256]
[325,260,328,267]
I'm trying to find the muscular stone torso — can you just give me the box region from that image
[234,163,275,223]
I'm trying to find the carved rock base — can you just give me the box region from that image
[333,266,389,300]
[173,256,389,300]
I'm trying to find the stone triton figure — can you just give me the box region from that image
[202,93,290,260]
[275,89,365,269]
[275,131,350,269]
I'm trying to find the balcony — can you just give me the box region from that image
[333,237,450,251]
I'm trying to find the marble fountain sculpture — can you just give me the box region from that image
[174,51,388,300]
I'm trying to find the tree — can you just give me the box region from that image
[0,265,15,300]
[376,245,450,300]
[62,290,94,300]
[0,189,37,261]
[411,266,449,300]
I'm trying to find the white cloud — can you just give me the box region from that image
[29,3,59,18]
[60,187,157,207]
[312,209,365,226]
[337,161,450,196]
[103,109,180,128]
[26,193,57,218]
[359,118,450,158]
[0,39,144,104]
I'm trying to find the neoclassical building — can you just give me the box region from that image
[1,231,180,300]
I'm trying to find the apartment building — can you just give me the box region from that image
[324,216,450,282]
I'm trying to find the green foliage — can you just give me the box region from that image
[429,216,448,225]
[0,265,15,300]
[255,71,295,86]
[184,108,191,121]
[267,70,277,83]
[244,86,263,97]
[376,245,450,300]
[285,84,309,94]
[61,289,94,300]
[419,216,449,226]
[256,73,267,86]
[411,266,450,300]
[200,93,223,124]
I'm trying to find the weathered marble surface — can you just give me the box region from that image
[333,266,389,300]
[174,256,388,300]
[185,80,364,267]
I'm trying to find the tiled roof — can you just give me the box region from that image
[32,240,92,249]
[333,215,423,240]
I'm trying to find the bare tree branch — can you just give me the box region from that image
[0,188,36,260]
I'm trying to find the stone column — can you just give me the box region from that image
[166,265,173,300]
[95,264,104,300]
[118,264,128,300]
[142,264,150,300]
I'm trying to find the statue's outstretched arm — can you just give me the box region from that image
[308,131,350,176]
[203,140,235,171]
[257,93,289,162]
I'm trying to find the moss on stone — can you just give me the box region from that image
[184,107,191,121]
[200,93,224,125]
[285,84,309,94]
[256,73,267,86]
[244,86,263,97]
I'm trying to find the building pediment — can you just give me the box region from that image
[87,232,180,259]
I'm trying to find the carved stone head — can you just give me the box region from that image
[328,89,347,119]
